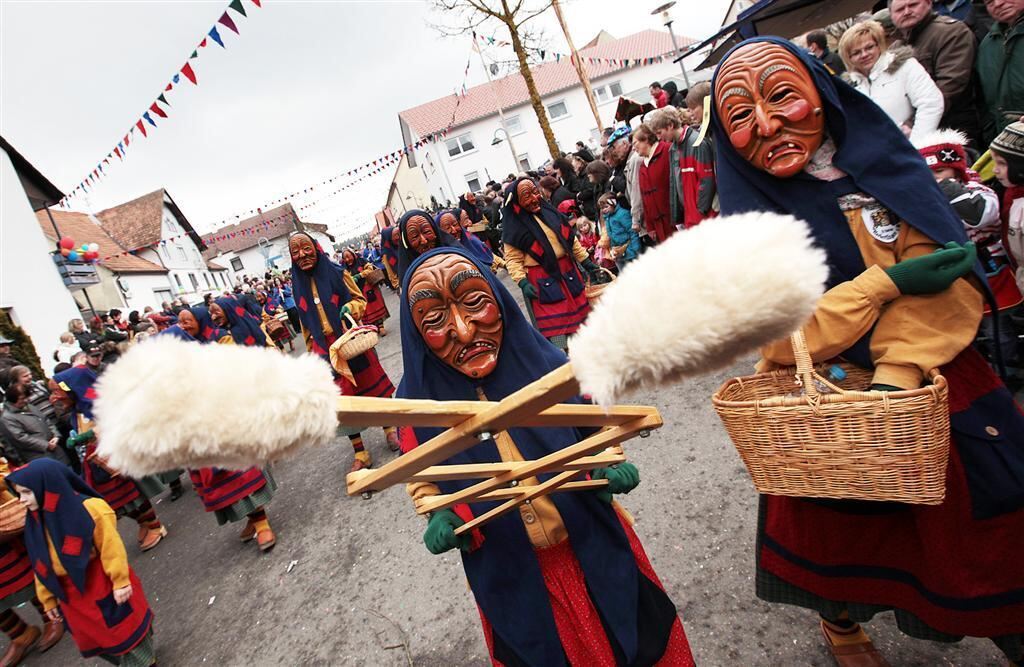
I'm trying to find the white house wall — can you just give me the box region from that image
[413,62,700,204]
[0,148,83,366]
[139,201,230,303]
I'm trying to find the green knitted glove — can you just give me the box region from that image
[581,259,603,282]
[66,429,95,449]
[592,463,640,503]
[518,278,538,301]
[884,242,976,295]
[423,509,470,555]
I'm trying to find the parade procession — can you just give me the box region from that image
[2,0,1024,665]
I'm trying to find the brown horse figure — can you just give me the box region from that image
[614,97,654,126]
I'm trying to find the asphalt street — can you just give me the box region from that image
[25,280,1007,666]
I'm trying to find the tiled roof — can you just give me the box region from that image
[35,209,167,273]
[302,222,335,242]
[206,259,228,271]
[201,203,299,259]
[398,29,694,137]
[95,189,205,253]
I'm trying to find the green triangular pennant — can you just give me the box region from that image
[229,0,247,16]
[158,93,169,106]
[190,49,198,58]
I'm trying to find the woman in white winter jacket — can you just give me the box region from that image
[838,20,944,144]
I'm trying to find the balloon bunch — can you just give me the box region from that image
[59,237,101,263]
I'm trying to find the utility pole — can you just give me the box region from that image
[475,41,520,173]
[551,0,603,132]
[653,2,690,88]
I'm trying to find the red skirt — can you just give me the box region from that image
[83,443,140,512]
[328,342,395,399]
[59,557,152,658]
[479,516,694,666]
[758,348,1024,640]
[525,256,590,340]
[188,467,268,512]
[362,283,390,325]
[0,542,34,600]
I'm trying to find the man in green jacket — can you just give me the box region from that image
[977,0,1024,144]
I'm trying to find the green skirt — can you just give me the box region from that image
[133,475,166,500]
[213,468,277,525]
[98,629,155,666]
[156,469,183,486]
[0,582,35,613]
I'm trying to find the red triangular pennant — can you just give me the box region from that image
[136,119,148,137]
[218,12,239,34]
[165,82,173,91]
[200,37,208,48]
[149,102,168,118]
[181,62,197,85]
[250,0,261,7]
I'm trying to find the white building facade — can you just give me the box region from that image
[399,30,703,205]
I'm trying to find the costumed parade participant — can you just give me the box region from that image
[51,368,167,553]
[395,209,460,282]
[210,296,270,348]
[437,209,496,271]
[0,458,64,665]
[341,248,390,336]
[457,208,505,273]
[501,177,601,351]
[379,225,401,290]
[256,290,295,353]
[396,247,694,666]
[157,314,278,551]
[711,37,1024,665]
[8,459,155,667]
[288,232,399,472]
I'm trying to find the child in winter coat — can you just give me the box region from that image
[599,193,640,269]
[918,129,1022,367]
[991,122,1024,297]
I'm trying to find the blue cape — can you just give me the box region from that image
[711,36,984,366]
[395,209,460,283]
[54,366,99,421]
[154,324,195,341]
[396,247,643,665]
[7,459,103,601]
[188,305,230,344]
[436,209,495,266]
[288,232,352,359]
[214,296,267,347]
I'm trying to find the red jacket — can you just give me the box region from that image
[653,89,669,108]
[638,141,674,243]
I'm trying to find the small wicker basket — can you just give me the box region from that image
[584,267,616,305]
[330,314,379,364]
[365,267,386,286]
[712,330,950,505]
[0,499,27,544]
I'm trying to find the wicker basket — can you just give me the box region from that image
[365,267,386,286]
[468,222,488,233]
[0,499,26,544]
[711,329,950,504]
[584,267,616,305]
[330,314,379,365]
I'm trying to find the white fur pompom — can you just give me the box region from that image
[94,338,338,476]
[569,212,828,406]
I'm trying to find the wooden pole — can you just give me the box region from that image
[551,0,604,133]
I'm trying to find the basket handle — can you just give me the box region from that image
[789,329,819,399]
[342,312,357,332]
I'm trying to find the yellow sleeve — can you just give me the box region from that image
[406,481,442,509]
[869,229,983,389]
[217,335,235,345]
[572,238,589,264]
[85,498,131,589]
[759,265,900,368]
[503,244,527,284]
[359,265,375,278]
[343,271,367,322]
[34,577,57,612]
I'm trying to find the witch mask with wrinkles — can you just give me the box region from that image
[407,254,503,379]
[714,42,825,178]
[516,180,543,213]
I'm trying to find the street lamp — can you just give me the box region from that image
[491,127,521,173]
[652,1,690,89]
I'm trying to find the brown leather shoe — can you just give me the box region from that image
[0,625,40,667]
[821,621,890,667]
[239,519,256,543]
[139,525,167,552]
[256,528,276,552]
[350,456,370,473]
[385,430,400,452]
[37,619,64,652]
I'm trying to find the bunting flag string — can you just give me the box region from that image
[473,32,675,68]
[59,0,260,207]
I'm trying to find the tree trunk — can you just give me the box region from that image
[504,13,560,161]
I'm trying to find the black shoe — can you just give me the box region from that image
[169,484,184,502]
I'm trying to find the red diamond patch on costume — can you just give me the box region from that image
[330,294,340,306]
[43,491,60,512]
[34,560,47,577]
[299,296,308,312]
[84,387,98,400]
[235,306,247,316]
[61,535,83,557]
[244,336,256,345]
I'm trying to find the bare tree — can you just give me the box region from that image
[431,0,561,161]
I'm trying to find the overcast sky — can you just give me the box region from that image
[1,0,730,241]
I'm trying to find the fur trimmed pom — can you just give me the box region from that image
[912,128,969,150]
[94,338,338,476]
[569,212,828,406]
